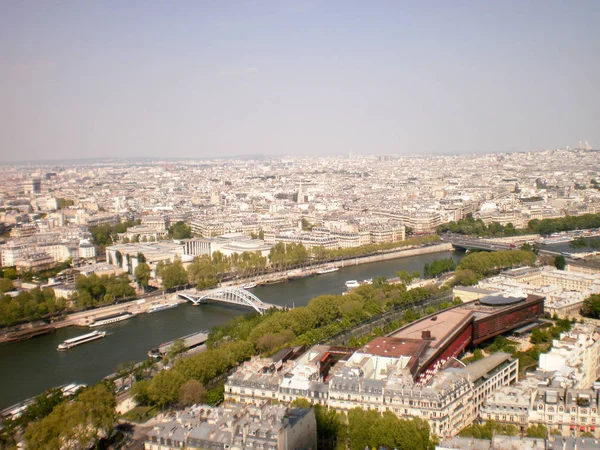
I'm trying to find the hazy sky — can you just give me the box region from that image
[1,1,599,162]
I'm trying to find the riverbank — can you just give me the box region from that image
[0,248,463,409]
[0,243,454,344]
[221,242,454,287]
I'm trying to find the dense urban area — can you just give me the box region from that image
[2,148,600,450]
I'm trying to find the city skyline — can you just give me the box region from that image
[2,1,600,162]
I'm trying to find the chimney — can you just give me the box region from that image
[421,330,432,340]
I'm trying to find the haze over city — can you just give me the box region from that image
[2,0,599,162]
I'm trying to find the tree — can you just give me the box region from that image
[581,294,600,319]
[167,339,186,359]
[156,257,188,290]
[4,267,18,280]
[148,369,186,407]
[554,254,566,270]
[134,262,151,290]
[526,423,548,438]
[24,384,116,450]
[179,379,206,406]
[0,278,13,293]
[115,361,136,379]
[169,221,192,239]
[452,269,479,286]
[396,270,415,285]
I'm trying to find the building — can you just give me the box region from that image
[144,403,316,450]
[226,340,519,438]
[482,380,600,439]
[537,324,600,389]
[457,266,600,318]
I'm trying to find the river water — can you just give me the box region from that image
[0,250,464,409]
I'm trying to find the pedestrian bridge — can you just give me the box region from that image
[178,287,283,315]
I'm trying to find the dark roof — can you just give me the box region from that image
[479,294,525,306]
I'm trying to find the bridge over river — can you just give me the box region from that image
[178,287,283,314]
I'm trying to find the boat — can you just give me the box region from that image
[148,330,209,358]
[362,278,373,285]
[242,282,257,289]
[345,280,360,288]
[317,266,339,274]
[542,236,573,245]
[57,331,106,351]
[3,325,55,343]
[147,301,179,314]
[89,311,136,328]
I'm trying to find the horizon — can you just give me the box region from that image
[1,1,599,161]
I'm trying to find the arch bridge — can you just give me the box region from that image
[178,287,283,315]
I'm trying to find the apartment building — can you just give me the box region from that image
[225,342,518,438]
[538,324,600,389]
[482,381,600,439]
[144,403,316,450]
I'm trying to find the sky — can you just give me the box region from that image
[1,1,599,162]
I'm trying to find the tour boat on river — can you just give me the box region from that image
[89,311,136,328]
[57,331,106,351]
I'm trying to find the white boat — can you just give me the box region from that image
[345,280,360,288]
[362,278,373,285]
[147,302,179,313]
[317,266,339,274]
[89,312,136,328]
[242,282,257,289]
[57,331,106,350]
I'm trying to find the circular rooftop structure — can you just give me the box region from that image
[479,294,525,307]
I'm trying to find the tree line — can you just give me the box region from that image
[131,279,447,411]
[423,258,456,278]
[437,212,600,237]
[291,398,433,450]
[0,288,67,327]
[89,219,140,248]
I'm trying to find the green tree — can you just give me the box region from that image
[24,384,116,450]
[526,423,548,438]
[554,254,566,270]
[167,339,186,359]
[156,257,188,290]
[148,369,186,408]
[134,262,151,290]
[4,267,18,280]
[396,269,415,284]
[581,294,600,319]
[0,278,13,293]
[169,221,192,239]
[178,379,206,406]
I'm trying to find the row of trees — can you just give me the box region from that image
[457,249,536,276]
[89,219,140,248]
[290,398,433,450]
[0,288,67,327]
[423,258,456,278]
[155,250,271,290]
[437,212,600,237]
[459,420,548,440]
[132,279,446,411]
[23,384,116,449]
[71,273,136,308]
[319,234,441,261]
[570,237,600,249]
[530,319,572,345]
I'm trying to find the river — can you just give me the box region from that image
[0,250,464,409]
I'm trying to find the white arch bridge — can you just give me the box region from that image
[178,287,283,315]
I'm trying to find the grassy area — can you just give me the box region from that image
[120,406,158,423]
